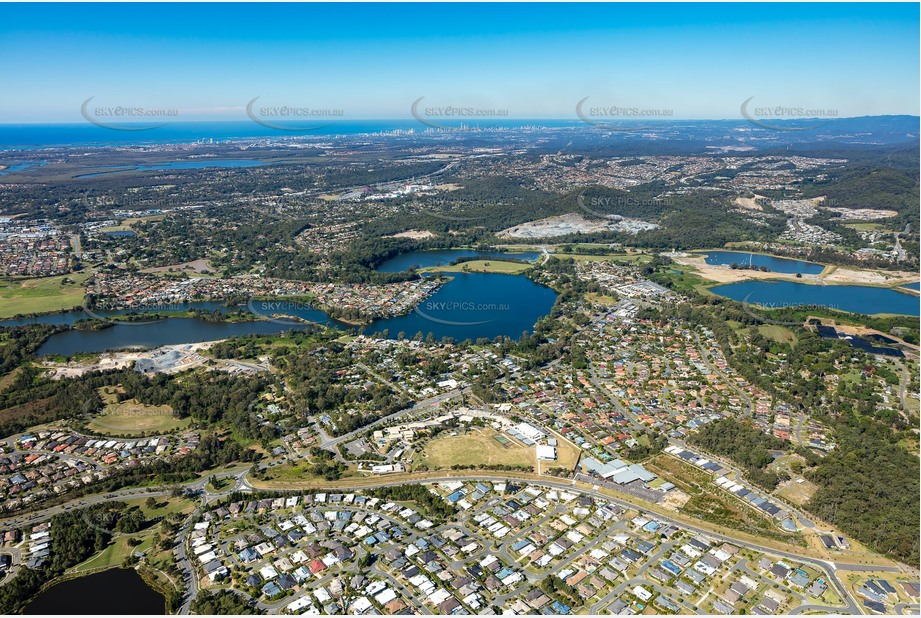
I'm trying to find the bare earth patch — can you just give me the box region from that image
[141,258,214,275]
[41,341,216,379]
[823,207,899,220]
[660,488,691,511]
[733,196,764,211]
[387,229,437,240]
[499,212,657,239]
[820,266,917,286]
[775,478,817,506]
[669,253,918,287]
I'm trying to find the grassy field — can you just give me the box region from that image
[261,461,357,482]
[70,496,194,575]
[87,399,188,436]
[71,534,150,573]
[842,222,893,232]
[653,266,714,296]
[422,260,532,274]
[757,324,799,345]
[0,271,93,318]
[0,366,23,394]
[585,292,620,306]
[123,214,166,225]
[415,427,535,469]
[122,495,196,518]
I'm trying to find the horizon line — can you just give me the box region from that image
[1,114,919,127]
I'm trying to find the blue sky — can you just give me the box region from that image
[1,2,918,122]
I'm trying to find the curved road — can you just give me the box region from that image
[3,466,898,615]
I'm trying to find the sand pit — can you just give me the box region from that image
[141,259,214,275]
[387,229,437,240]
[500,212,657,239]
[670,253,918,287]
[733,196,764,211]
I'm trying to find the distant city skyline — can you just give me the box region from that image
[1,2,918,123]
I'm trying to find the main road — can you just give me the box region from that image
[2,464,898,614]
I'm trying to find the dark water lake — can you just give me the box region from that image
[710,280,920,316]
[78,159,268,177]
[6,301,335,357]
[362,272,558,341]
[376,249,541,272]
[701,251,824,275]
[25,568,165,615]
[4,268,559,355]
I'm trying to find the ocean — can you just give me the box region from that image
[0,120,581,150]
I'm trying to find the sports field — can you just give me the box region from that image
[415,427,535,469]
[87,399,188,436]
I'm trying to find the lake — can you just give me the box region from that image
[701,251,824,275]
[77,159,268,177]
[362,272,558,341]
[376,249,541,273]
[710,280,920,316]
[25,568,165,614]
[377,249,540,273]
[0,300,335,329]
[18,301,337,357]
[7,270,558,355]
[0,160,47,175]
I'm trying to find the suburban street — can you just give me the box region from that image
[2,467,884,615]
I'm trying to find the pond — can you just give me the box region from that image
[709,280,920,316]
[376,249,541,273]
[362,272,558,341]
[25,568,165,615]
[700,251,824,275]
[77,159,268,177]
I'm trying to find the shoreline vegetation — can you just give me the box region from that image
[2,247,917,322]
